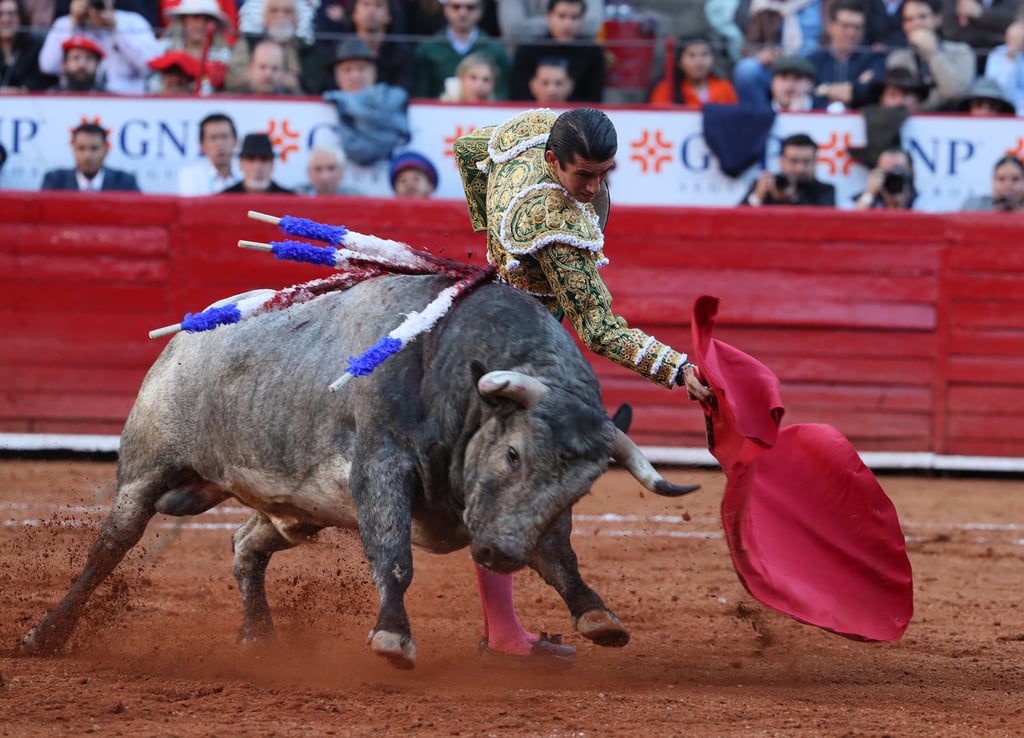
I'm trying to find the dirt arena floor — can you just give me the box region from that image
[1,459,1022,737]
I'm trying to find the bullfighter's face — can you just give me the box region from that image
[545,150,615,204]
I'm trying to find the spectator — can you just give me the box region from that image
[438,50,497,101]
[231,38,294,93]
[148,48,201,93]
[732,7,784,105]
[226,0,327,94]
[509,0,605,102]
[956,75,1015,114]
[706,0,747,62]
[23,0,54,29]
[807,0,887,111]
[178,111,240,195]
[984,11,1024,114]
[741,132,836,206]
[413,0,511,99]
[222,132,294,193]
[769,54,815,110]
[1,0,57,91]
[525,56,574,103]
[297,146,364,195]
[239,0,317,44]
[863,0,908,50]
[390,150,437,197]
[498,0,603,40]
[38,0,162,94]
[941,0,1018,72]
[47,34,105,91]
[648,34,738,106]
[852,146,917,209]
[869,63,930,109]
[734,0,824,58]
[344,0,416,94]
[323,37,410,166]
[961,155,1024,211]
[156,0,233,93]
[41,121,140,191]
[885,0,973,110]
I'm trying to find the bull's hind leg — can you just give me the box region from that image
[19,480,158,656]
[528,510,630,648]
[231,512,298,643]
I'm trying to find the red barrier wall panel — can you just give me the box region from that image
[2,193,1022,460]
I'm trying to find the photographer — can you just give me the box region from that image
[740,133,837,207]
[853,148,917,210]
[38,0,161,94]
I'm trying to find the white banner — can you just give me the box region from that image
[1,94,1019,211]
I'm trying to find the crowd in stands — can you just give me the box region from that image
[0,0,1022,210]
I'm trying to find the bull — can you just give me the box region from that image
[19,274,693,668]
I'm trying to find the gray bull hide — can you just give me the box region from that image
[19,274,693,668]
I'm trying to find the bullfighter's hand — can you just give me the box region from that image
[680,364,713,405]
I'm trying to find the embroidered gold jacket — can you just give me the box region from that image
[453,108,687,388]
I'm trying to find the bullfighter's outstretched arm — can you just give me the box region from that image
[536,243,688,389]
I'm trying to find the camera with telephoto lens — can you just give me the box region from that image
[883,169,907,195]
[774,172,791,191]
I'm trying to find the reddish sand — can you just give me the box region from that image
[2,459,1023,737]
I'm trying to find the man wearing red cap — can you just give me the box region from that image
[48,34,106,92]
[38,0,161,94]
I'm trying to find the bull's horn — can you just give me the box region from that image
[611,429,700,497]
[477,371,549,409]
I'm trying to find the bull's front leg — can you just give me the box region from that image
[528,509,630,647]
[350,451,418,669]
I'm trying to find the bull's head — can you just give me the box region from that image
[463,369,698,573]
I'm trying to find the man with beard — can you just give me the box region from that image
[226,0,326,94]
[48,35,105,92]
[221,133,294,194]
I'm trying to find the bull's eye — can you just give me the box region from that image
[506,446,520,469]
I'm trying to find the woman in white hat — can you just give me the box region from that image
[152,0,234,93]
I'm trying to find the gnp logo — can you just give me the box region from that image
[815,131,859,176]
[265,119,301,163]
[628,129,673,174]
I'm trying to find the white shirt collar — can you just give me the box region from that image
[77,169,105,191]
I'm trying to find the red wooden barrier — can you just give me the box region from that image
[1,192,1022,460]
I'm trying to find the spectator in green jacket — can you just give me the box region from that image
[413,0,511,99]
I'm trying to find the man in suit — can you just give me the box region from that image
[40,122,140,191]
[740,133,836,207]
[221,133,294,194]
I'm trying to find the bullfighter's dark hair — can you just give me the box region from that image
[546,107,616,166]
[199,113,237,144]
[73,122,107,142]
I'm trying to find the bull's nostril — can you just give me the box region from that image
[474,545,494,566]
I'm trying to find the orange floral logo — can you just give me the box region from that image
[444,124,478,159]
[1006,138,1024,161]
[628,129,673,174]
[815,131,858,175]
[265,119,300,163]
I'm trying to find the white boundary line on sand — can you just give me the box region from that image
[3,433,1024,475]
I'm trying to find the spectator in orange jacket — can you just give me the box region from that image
[648,35,738,107]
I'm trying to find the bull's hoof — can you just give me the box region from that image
[17,625,66,657]
[368,629,416,670]
[573,609,630,647]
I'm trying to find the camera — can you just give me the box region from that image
[773,173,791,191]
[883,169,906,195]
